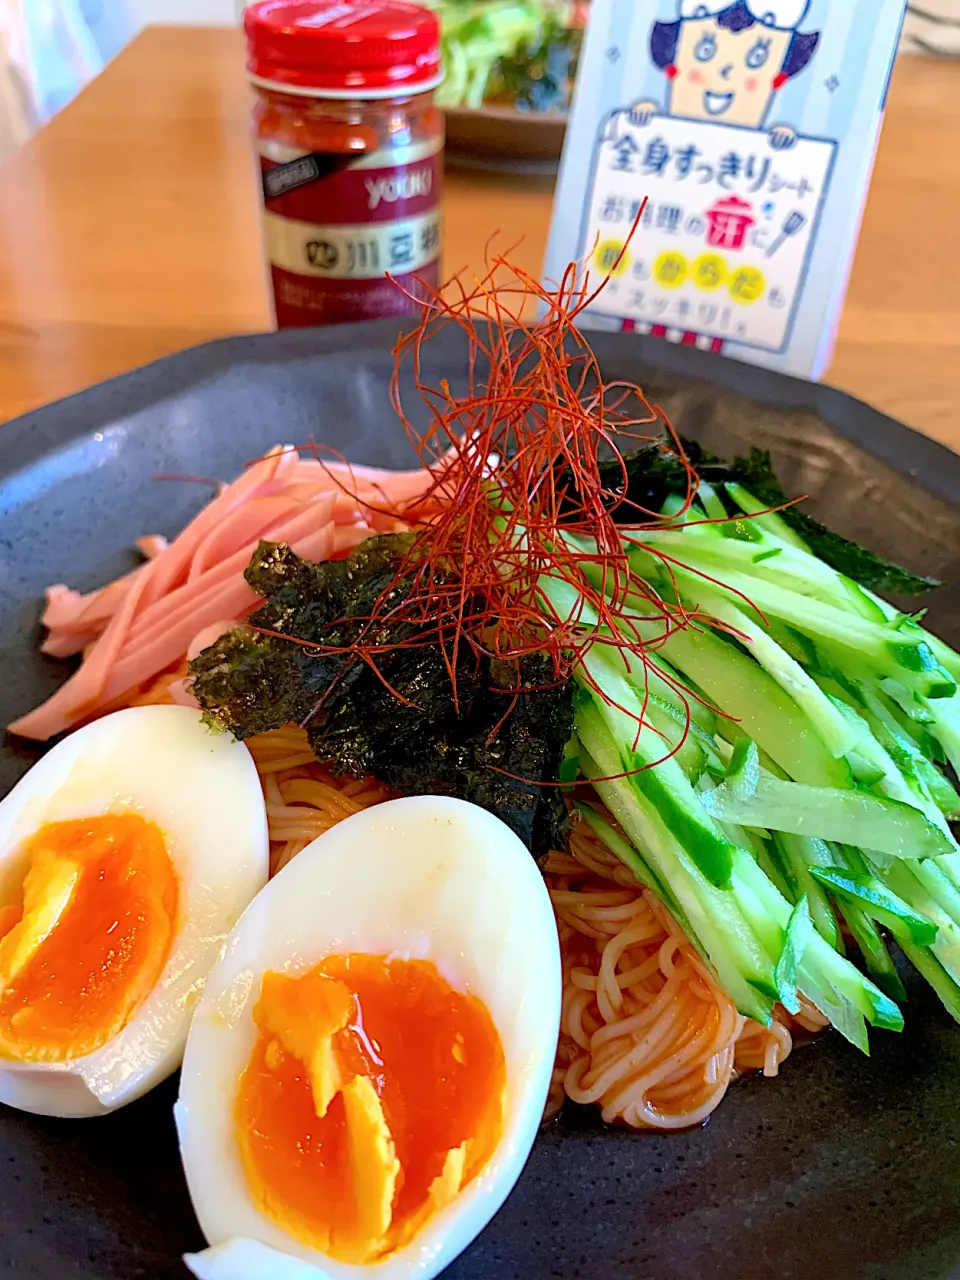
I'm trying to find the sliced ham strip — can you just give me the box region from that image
[186,495,297,583]
[332,525,379,555]
[10,445,437,742]
[40,571,142,644]
[186,620,238,663]
[136,536,168,559]
[75,519,337,725]
[10,561,157,739]
[123,494,336,651]
[11,512,337,741]
[37,449,295,654]
[138,447,297,608]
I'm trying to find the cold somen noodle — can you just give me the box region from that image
[543,817,827,1130]
[245,726,393,875]
[138,677,825,1131]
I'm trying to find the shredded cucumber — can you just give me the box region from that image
[506,472,960,1051]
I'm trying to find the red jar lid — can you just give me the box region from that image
[244,0,443,99]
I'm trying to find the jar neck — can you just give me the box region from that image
[251,82,438,112]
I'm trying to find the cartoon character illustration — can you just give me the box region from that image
[629,0,820,149]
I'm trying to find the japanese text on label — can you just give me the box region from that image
[263,210,442,280]
[580,112,836,352]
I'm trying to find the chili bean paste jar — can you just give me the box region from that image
[245,0,444,328]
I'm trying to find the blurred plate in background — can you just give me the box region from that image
[444,104,566,174]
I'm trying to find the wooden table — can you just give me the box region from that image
[1,26,959,449]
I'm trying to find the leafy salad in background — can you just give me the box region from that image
[426,0,585,111]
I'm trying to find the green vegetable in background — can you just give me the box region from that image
[425,0,580,110]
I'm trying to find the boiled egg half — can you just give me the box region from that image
[177,795,561,1280]
[0,704,269,1116]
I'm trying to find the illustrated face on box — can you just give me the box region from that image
[652,1,820,131]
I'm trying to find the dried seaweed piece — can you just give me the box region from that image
[573,440,940,596]
[189,537,574,855]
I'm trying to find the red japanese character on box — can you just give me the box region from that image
[704,196,756,251]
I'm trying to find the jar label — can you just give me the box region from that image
[259,139,443,327]
[263,209,441,279]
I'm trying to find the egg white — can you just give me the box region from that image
[0,705,269,1117]
[177,795,562,1280]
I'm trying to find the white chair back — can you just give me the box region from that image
[902,1,960,54]
[0,0,34,164]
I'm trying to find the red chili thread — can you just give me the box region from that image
[251,214,787,778]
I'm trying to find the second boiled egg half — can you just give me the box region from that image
[0,705,269,1117]
[177,795,562,1280]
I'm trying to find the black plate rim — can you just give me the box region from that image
[4,320,959,508]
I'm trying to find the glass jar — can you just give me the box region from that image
[244,0,444,329]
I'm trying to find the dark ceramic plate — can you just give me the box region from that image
[3,323,960,1280]
[444,105,566,175]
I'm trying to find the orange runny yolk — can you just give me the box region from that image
[0,814,178,1062]
[236,955,507,1264]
